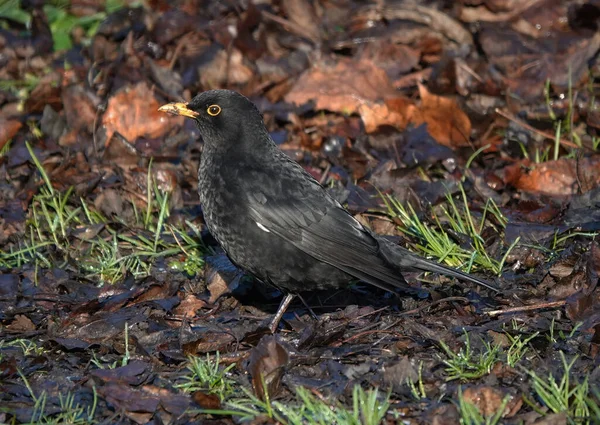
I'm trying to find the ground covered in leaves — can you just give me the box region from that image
[1,0,600,424]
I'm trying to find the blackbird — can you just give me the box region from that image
[159,90,498,332]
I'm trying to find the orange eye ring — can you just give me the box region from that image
[207,104,221,116]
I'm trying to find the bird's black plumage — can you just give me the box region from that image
[159,90,497,329]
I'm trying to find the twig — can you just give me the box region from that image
[485,300,566,317]
[495,109,587,151]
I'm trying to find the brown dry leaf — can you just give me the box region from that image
[504,157,600,196]
[411,83,472,147]
[358,97,415,133]
[285,58,397,115]
[200,48,254,88]
[207,274,230,304]
[6,314,36,332]
[62,85,97,133]
[281,0,321,42]
[204,254,243,303]
[0,118,22,150]
[249,335,289,401]
[191,392,221,410]
[173,294,206,319]
[101,82,182,146]
[461,386,522,418]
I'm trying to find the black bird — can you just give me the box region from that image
[159,90,498,332]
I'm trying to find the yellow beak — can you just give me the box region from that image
[158,102,199,119]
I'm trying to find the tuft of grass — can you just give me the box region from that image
[201,384,391,425]
[382,184,517,276]
[457,387,510,425]
[8,369,98,425]
[547,318,583,345]
[523,351,596,424]
[0,142,205,285]
[175,353,236,399]
[0,339,46,357]
[505,331,539,368]
[440,330,500,382]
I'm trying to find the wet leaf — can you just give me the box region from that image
[249,335,289,400]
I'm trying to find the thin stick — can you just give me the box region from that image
[495,109,586,151]
[485,300,566,317]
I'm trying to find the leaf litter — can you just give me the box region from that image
[1,0,600,424]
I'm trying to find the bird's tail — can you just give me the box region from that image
[378,238,499,292]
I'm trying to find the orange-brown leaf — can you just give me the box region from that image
[102,82,182,146]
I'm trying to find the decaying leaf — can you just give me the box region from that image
[249,335,289,400]
[461,386,522,418]
[286,60,473,147]
[101,82,183,146]
[285,58,397,115]
[204,254,243,303]
[358,97,415,133]
[410,83,472,147]
[0,119,22,150]
[504,157,600,196]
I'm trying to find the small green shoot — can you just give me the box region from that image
[547,318,583,344]
[0,339,46,357]
[202,384,391,425]
[175,353,236,399]
[89,323,130,369]
[440,330,500,381]
[524,352,591,423]
[407,361,427,400]
[14,368,98,424]
[0,143,205,285]
[382,184,515,276]
[505,331,539,368]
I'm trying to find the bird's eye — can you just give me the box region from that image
[207,105,221,116]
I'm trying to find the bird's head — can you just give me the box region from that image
[158,90,269,151]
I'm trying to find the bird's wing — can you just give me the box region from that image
[242,158,416,293]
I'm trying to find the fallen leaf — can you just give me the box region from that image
[200,48,254,88]
[6,314,36,332]
[204,254,243,304]
[191,392,221,409]
[281,0,321,42]
[358,97,415,133]
[62,85,97,133]
[504,157,600,196]
[461,386,521,418]
[249,335,289,401]
[410,83,472,147]
[101,82,182,146]
[285,57,397,115]
[0,119,22,151]
[173,294,207,319]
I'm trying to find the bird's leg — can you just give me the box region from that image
[269,293,295,333]
[296,293,318,320]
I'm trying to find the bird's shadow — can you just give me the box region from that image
[230,275,422,320]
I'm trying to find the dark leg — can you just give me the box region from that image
[269,293,295,333]
[296,293,318,320]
